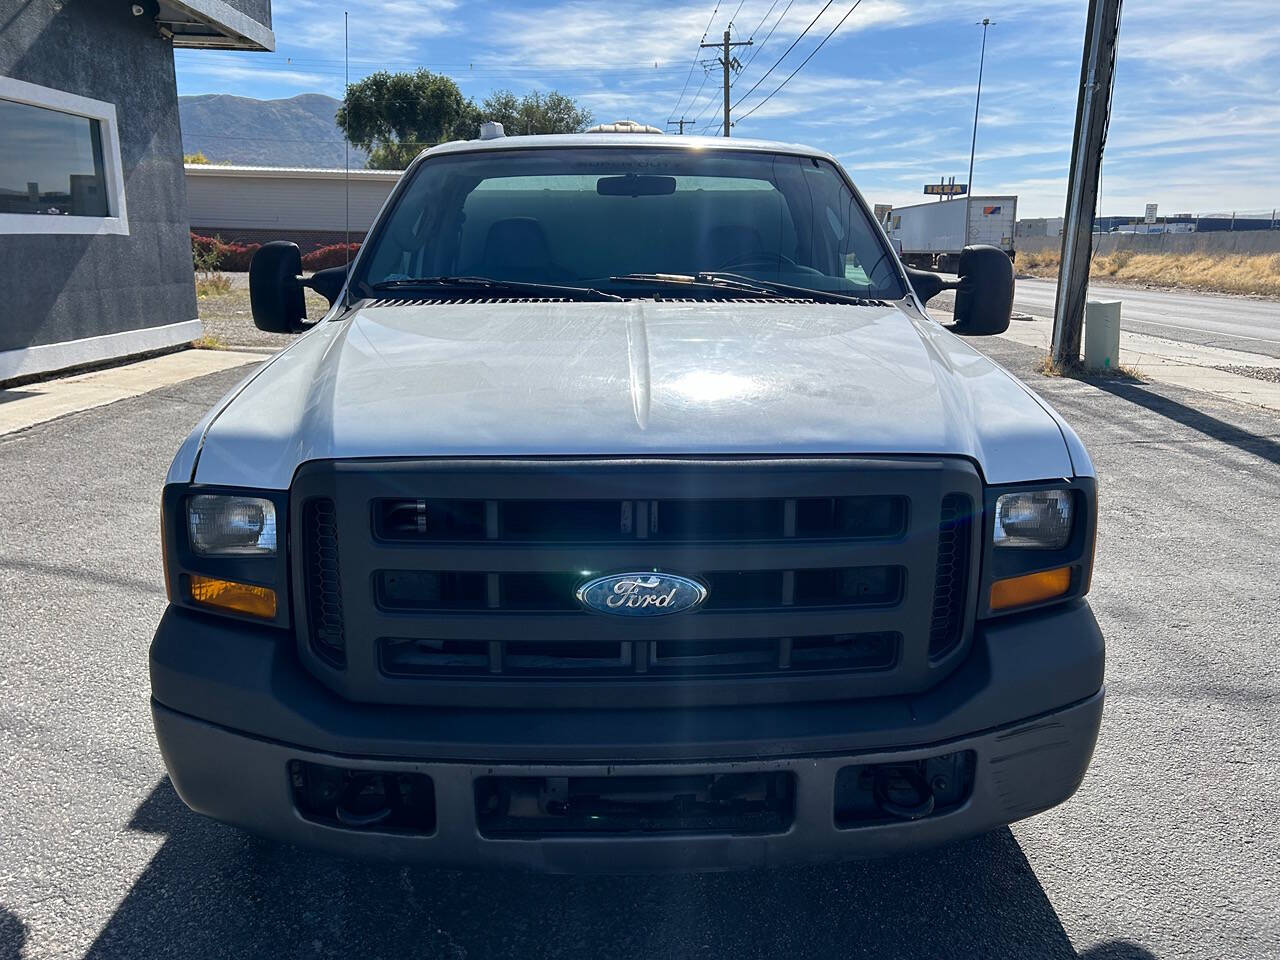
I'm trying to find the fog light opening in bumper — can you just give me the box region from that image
[835,751,976,828]
[289,760,436,834]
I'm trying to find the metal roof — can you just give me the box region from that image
[159,0,275,51]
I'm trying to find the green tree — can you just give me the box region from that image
[337,69,479,170]
[479,90,593,136]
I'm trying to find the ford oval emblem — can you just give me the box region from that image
[576,572,708,617]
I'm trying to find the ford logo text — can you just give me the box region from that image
[576,572,708,617]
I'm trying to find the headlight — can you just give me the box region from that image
[187,495,277,556]
[993,489,1073,549]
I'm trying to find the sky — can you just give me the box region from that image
[174,0,1280,218]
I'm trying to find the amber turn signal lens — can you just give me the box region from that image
[989,566,1071,612]
[188,574,277,619]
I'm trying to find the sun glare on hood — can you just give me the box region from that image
[668,371,760,404]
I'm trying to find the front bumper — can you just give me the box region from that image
[150,601,1104,873]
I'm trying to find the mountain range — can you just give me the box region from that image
[178,93,368,168]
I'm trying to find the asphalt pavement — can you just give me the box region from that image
[1,337,1278,959]
[1011,278,1280,358]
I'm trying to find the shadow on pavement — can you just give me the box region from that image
[83,780,1156,960]
[1089,377,1280,466]
[0,906,27,960]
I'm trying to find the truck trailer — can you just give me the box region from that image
[884,196,1017,272]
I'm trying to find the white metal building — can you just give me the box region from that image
[184,164,401,249]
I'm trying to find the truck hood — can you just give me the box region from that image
[183,299,1083,488]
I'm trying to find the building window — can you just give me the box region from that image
[0,77,128,235]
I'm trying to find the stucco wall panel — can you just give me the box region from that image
[0,1,198,355]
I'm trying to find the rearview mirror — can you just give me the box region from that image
[597,175,677,197]
[951,244,1014,336]
[249,242,307,333]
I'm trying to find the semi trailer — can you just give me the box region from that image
[883,196,1018,272]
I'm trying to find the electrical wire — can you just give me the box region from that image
[729,0,835,112]
[736,0,794,76]
[681,67,717,128]
[744,0,782,41]
[735,0,863,123]
[669,0,723,122]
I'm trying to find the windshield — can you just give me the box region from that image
[354,146,905,300]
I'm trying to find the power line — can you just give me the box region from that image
[735,0,864,123]
[685,68,719,126]
[670,1,723,122]
[737,0,791,75]
[744,0,781,39]
[730,0,835,112]
[689,71,725,126]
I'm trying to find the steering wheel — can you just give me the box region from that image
[717,251,803,271]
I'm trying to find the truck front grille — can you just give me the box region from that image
[380,631,900,679]
[294,458,980,709]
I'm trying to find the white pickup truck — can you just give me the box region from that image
[151,131,1102,873]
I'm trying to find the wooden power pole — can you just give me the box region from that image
[1051,0,1123,365]
[701,28,751,137]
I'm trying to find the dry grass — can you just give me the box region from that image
[195,273,233,298]
[192,334,228,350]
[1017,248,1280,297]
[1037,351,1144,382]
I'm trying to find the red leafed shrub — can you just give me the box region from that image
[302,243,361,271]
[191,232,260,272]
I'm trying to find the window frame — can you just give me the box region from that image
[0,76,129,236]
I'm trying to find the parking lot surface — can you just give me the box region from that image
[1,336,1277,959]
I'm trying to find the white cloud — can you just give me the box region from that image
[172,0,1280,217]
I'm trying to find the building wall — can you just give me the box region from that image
[0,1,196,362]
[185,168,400,243]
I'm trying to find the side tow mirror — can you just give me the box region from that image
[951,244,1014,336]
[304,264,350,306]
[249,241,307,333]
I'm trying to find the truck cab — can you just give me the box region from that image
[152,132,1102,873]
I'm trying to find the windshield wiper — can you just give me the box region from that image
[609,272,782,299]
[610,272,883,306]
[368,276,624,302]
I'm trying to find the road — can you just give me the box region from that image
[2,339,1279,959]
[1012,278,1280,358]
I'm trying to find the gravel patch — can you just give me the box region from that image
[1211,365,1280,383]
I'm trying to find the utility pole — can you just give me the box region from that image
[667,118,694,134]
[701,28,751,137]
[963,19,995,255]
[1051,0,1122,366]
